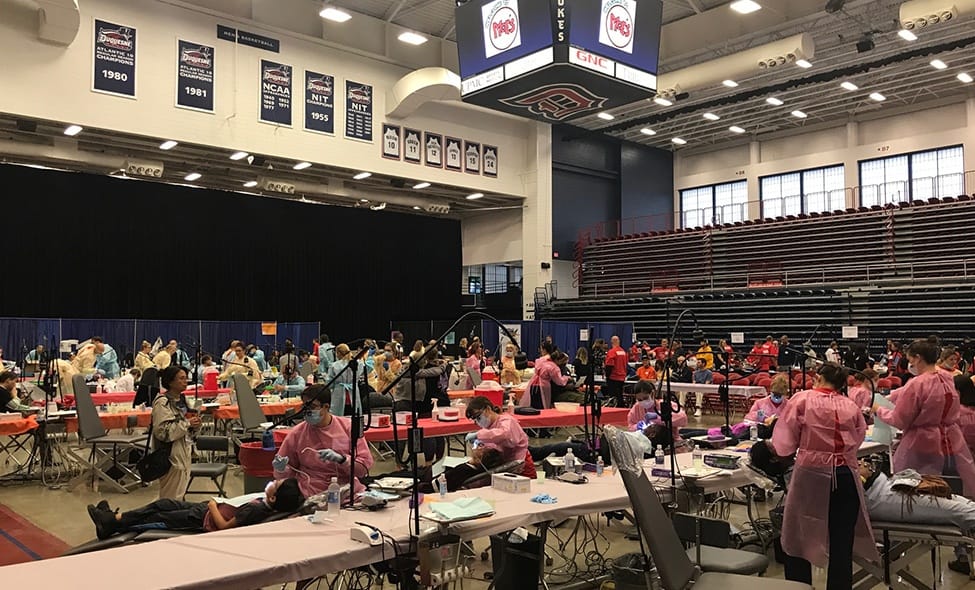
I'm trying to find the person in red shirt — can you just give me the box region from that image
[604,335,629,406]
[748,339,774,372]
[651,338,671,363]
[629,341,642,363]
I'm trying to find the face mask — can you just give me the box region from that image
[505,351,513,358]
[264,480,276,497]
[305,410,323,426]
[476,415,492,429]
[384,352,393,360]
[770,394,783,405]
[908,363,919,376]
[640,399,654,410]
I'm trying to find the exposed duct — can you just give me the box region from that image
[386,67,462,119]
[899,0,975,30]
[36,0,81,46]
[655,34,815,99]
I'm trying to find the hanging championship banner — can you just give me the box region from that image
[445,137,463,171]
[403,128,422,163]
[93,19,136,98]
[483,144,499,177]
[260,60,292,126]
[424,132,443,168]
[382,124,401,159]
[344,81,373,142]
[176,39,214,112]
[304,71,334,134]
[464,140,482,174]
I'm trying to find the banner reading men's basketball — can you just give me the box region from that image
[93,19,136,97]
[304,71,334,134]
[176,40,214,112]
[260,60,292,126]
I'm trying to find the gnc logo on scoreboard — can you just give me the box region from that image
[482,0,522,59]
[599,0,637,54]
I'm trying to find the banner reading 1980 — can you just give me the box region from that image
[260,59,292,126]
[93,19,136,98]
[304,71,334,135]
[176,39,214,112]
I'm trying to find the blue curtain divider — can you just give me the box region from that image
[479,320,633,360]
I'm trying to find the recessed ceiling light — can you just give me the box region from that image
[159,140,178,150]
[319,7,352,22]
[243,180,258,188]
[703,112,721,121]
[353,172,372,180]
[640,128,656,136]
[796,59,812,68]
[230,151,249,161]
[730,0,762,14]
[840,81,859,91]
[791,110,808,118]
[766,97,784,106]
[293,161,312,170]
[653,97,673,107]
[398,31,427,45]
[466,192,485,200]
[359,198,369,203]
[597,112,615,121]
[869,92,886,102]
[722,79,739,88]
[63,124,83,136]
[958,73,974,83]
[413,182,431,189]
[930,59,948,70]
[671,137,687,145]
[413,205,422,210]
[729,126,746,134]
[898,29,917,41]
[184,172,202,181]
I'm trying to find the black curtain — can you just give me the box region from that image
[2,164,461,341]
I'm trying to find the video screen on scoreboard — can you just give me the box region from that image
[568,0,663,75]
[455,0,555,79]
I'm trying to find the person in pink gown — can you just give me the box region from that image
[626,380,687,443]
[847,368,878,411]
[464,395,536,478]
[772,362,878,589]
[520,341,568,409]
[745,373,790,422]
[956,374,975,455]
[874,339,975,497]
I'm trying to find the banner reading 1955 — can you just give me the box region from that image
[93,19,136,98]
[176,39,214,112]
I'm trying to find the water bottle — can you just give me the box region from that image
[437,474,448,499]
[596,456,605,476]
[563,448,576,473]
[750,424,759,441]
[654,445,664,465]
[757,408,766,423]
[261,429,275,451]
[327,477,341,514]
[692,444,704,469]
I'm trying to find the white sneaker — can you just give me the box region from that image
[694,409,702,418]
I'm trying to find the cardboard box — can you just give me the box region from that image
[491,472,531,494]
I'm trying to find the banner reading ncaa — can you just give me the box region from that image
[599,0,637,54]
[482,0,522,59]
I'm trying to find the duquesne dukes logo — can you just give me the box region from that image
[500,84,607,121]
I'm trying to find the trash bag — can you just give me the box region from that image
[611,553,658,590]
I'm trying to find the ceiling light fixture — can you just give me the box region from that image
[293,161,312,170]
[413,205,422,210]
[640,128,656,136]
[766,97,784,106]
[672,137,687,145]
[63,124,83,136]
[703,113,721,121]
[729,126,746,134]
[729,0,762,14]
[930,59,948,70]
[597,112,615,121]
[243,180,258,188]
[398,31,427,45]
[653,97,673,107]
[229,151,249,161]
[159,140,178,150]
[796,59,812,68]
[722,79,739,88]
[184,172,202,181]
[791,110,808,118]
[958,72,974,83]
[466,192,485,200]
[413,182,431,189]
[840,81,859,91]
[359,198,369,203]
[898,29,917,41]
[319,6,352,22]
[353,172,372,180]
[869,92,886,102]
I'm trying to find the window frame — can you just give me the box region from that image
[758,163,845,217]
[678,180,748,229]
[858,144,964,206]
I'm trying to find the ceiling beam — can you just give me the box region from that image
[384,0,411,22]
[686,0,706,14]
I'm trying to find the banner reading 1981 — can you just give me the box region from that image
[93,19,136,98]
[304,71,334,135]
[260,59,292,126]
[345,81,373,142]
[176,40,214,112]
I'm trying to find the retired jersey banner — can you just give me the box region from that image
[93,19,136,98]
[403,128,422,163]
[345,81,373,142]
[445,137,462,171]
[260,60,292,126]
[304,71,334,134]
[382,124,401,159]
[176,40,214,112]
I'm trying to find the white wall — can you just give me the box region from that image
[674,98,975,216]
[461,209,523,267]
[0,0,533,197]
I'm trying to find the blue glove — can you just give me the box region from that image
[383,362,389,370]
[645,412,659,422]
[530,493,558,504]
[465,432,479,444]
[272,455,289,472]
[317,449,344,463]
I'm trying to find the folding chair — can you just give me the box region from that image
[132,368,159,408]
[69,375,147,493]
[298,361,315,379]
[231,373,270,440]
[185,435,230,497]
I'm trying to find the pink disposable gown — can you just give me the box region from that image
[847,385,875,410]
[772,388,878,568]
[520,355,568,409]
[958,405,975,454]
[275,416,374,498]
[875,370,975,496]
[476,413,528,463]
[626,399,687,442]
[744,396,788,422]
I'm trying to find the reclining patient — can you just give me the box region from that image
[373,447,507,494]
[85,478,304,540]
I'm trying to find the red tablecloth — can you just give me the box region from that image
[64,411,152,433]
[272,407,629,445]
[212,399,303,421]
[0,415,39,436]
[90,392,137,405]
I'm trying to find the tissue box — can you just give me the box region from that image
[370,414,390,428]
[491,472,531,494]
